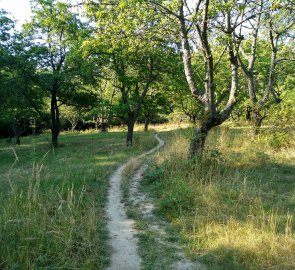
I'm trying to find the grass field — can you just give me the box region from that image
[144,126,295,270]
[1,124,294,270]
[0,129,156,269]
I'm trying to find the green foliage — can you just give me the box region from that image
[260,91,295,148]
[0,9,14,44]
[144,163,165,184]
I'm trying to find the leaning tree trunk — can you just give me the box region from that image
[51,89,60,147]
[126,119,135,147]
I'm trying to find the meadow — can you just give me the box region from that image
[143,125,295,270]
[1,124,294,270]
[0,130,156,269]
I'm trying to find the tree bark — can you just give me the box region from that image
[16,135,20,145]
[251,109,263,136]
[246,106,251,122]
[51,88,60,147]
[178,5,240,159]
[101,122,108,132]
[94,115,99,130]
[191,115,197,123]
[70,116,78,132]
[189,127,208,159]
[126,119,135,147]
[12,120,24,146]
[144,117,150,132]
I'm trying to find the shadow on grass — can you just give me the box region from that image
[144,128,295,270]
[200,246,262,270]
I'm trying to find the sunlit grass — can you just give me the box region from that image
[144,126,295,270]
[0,129,156,269]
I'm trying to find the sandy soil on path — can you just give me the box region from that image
[128,165,206,270]
[106,134,164,270]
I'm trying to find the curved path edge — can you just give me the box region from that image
[106,134,164,270]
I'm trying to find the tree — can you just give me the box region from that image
[0,9,15,103]
[149,0,250,158]
[165,57,203,123]
[84,0,171,146]
[23,0,86,146]
[140,89,172,131]
[0,10,45,143]
[91,74,118,132]
[238,0,295,135]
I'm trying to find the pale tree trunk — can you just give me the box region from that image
[178,3,239,158]
[70,115,78,132]
[51,87,60,147]
[238,0,287,136]
[94,115,99,130]
[99,83,108,132]
[30,118,36,136]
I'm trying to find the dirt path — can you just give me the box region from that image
[106,134,205,270]
[128,166,206,270]
[106,134,164,270]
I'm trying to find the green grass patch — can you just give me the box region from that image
[143,127,295,270]
[0,130,156,269]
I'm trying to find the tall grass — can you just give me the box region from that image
[1,170,102,269]
[144,127,295,270]
[0,130,156,269]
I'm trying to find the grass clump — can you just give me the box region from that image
[0,130,156,269]
[144,127,295,270]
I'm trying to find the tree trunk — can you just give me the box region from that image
[191,115,197,123]
[189,127,208,159]
[70,117,78,132]
[144,118,150,132]
[251,109,263,136]
[101,122,108,132]
[51,89,60,147]
[246,106,252,122]
[12,121,24,146]
[126,120,135,147]
[16,135,20,145]
[30,118,36,135]
[52,125,59,147]
[94,115,99,130]
[237,111,241,122]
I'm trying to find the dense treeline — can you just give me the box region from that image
[0,0,294,154]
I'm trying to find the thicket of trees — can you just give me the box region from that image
[0,0,294,156]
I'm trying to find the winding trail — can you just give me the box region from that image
[106,134,164,270]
